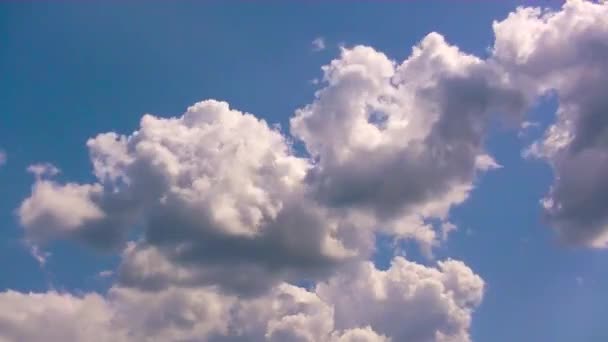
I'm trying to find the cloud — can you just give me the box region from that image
[19,100,369,294]
[18,1,608,340]
[494,0,608,247]
[17,29,529,292]
[0,150,5,166]
[16,31,520,294]
[18,180,107,245]
[0,256,482,342]
[312,37,326,52]
[292,33,526,252]
[27,244,50,267]
[98,270,114,278]
[27,163,60,178]
[316,257,484,342]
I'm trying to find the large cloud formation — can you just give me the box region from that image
[0,257,482,342]
[17,32,519,295]
[19,101,363,294]
[7,1,608,341]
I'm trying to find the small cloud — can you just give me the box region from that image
[475,154,502,171]
[518,121,541,138]
[27,163,60,179]
[576,276,584,286]
[0,150,6,166]
[521,121,540,130]
[312,37,326,52]
[28,244,50,267]
[97,270,114,278]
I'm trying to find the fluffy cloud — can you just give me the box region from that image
[0,256,482,342]
[19,100,366,294]
[18,179,107,245]
[16,30,521,294]
[292,33,525,251]
[494,0,608,247]
[18,1,601,340]
[317,257,483,342]
[0,290,119,342]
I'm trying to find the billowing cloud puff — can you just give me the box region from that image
[0,256,482,342]
[494,0,608,247]
[19,100,367,293]
[292,33,525,251]
[317,257,483,342]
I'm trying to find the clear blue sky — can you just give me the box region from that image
[1,1,608,341]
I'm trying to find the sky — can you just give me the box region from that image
[1,1,608,341]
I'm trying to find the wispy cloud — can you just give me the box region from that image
[312,37,326,51]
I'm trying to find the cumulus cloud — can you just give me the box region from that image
[19,100,369,294]
[0,256,482,342]
[494,0,608,247]
[292,33,526,252]
[317,257,484,342]
[16,30,526,293]
[18,180,106,244]
[20,1,608,340]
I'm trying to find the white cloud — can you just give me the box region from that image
[27,163,60,179]
[27,244,50,267]
[493,0,608,247]
[18,180,106,245]
[19,100,367,294]
[312,37,326,51]
[317,257,484,342]
[18,1,608,340]
[0,256,482,342]
[98,270,114,278]
[0,290,120,342]
[16,33,519,293]
[292,33,525,252]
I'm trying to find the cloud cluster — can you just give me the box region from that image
[12,37,497,340]
[17,31,516,295]
[7,0,608,341]
[498,0,608,247]
[0,257,482,342]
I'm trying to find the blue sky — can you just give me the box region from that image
[2,1,608,341]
